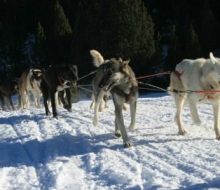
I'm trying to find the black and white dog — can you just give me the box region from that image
[41,64,78,117]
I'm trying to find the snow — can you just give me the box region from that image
[0,93,220,190]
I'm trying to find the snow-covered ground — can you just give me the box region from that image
[0,93,220,190]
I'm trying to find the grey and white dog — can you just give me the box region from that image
[90,50,138,147]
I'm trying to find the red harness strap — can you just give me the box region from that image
[174,70,184,80]
[58,75,65,86]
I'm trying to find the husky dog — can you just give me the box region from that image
[18,68,43,109]
[0,79,18,110]
[169,52,220,139]
[40,64,78,117]
[90,50,138,147]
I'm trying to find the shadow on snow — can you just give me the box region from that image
[0,132,121,168]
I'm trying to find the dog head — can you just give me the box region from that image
[99,58,130,91]
[57,64,78,87]
[210,53,220,82]
[201,52,220,89]
[32,69,43,81]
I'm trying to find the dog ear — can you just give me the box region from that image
[68,64,78,72]
[121,60,130,75]
[123,59,130,66]
[118,57,123,62]
[210,52,217,64]
[120,59,130,69]
[32,69,43,77]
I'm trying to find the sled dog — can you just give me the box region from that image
[18,68,43,109]
[40,64,78,117]
[90,49,138,147]
[0,79,18,110]
[168,52,220,139]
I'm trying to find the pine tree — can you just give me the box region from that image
[35,22,46,66]
[183,23,201,58]
[100,0,155,62]
[52,0,72,38]
[73,0,155,74]
[195,0,218,54]
[165,25,181,71]
[47,0,73,65]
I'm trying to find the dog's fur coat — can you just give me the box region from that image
[40,64,78,117]
[169,52,220,139]
[90,50,138,147]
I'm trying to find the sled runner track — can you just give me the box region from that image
[1,96,220,189]
[5,112,42,189]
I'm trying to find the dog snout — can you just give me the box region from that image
[66,81,71,87]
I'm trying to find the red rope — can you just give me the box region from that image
[136,71,171,80]
[194,90,220,94]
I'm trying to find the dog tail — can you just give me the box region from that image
[168,72,185,95]
[90,50,105,67]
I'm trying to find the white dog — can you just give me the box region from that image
[169,52,220,139]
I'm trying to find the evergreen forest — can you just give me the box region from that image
[0,0,220,84]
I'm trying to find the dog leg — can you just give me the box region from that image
[113,94,131,148]
[36,92,42,108]
[8,96,15,110]
[2,96,7,110]
[188,98,201,125]
[22,92,29,109]
[42,89,50,116]
[99,98,105,112]
[174,94,187,135]
[0,95,4,110]
[115,120,121,137]
[212,103,220,140]
[20,92,26,109]
[93,89,105,126]
[65,88,72,112]
[51,92,57,118]
[90,94,95,110]
[129,100,137,131]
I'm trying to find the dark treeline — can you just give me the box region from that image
[0,0,220,83]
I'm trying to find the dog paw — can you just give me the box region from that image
[64,105,72,112]
[128,125,136,131]
[53,115,58,119]
[194,120,202,126]
[124,141,132,148]
[216,135,220,140]
[115,132,121,138]
[93,118,98,127]
[46,111,51,116]
[178,129,187,135]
